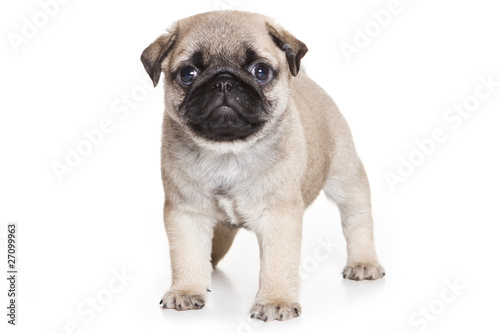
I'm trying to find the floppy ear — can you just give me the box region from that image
[266,22,308,77]
[140,27,178,87]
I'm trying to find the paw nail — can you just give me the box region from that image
[207,288,211,292]
[159,299,163,305]
[250,314,255,319]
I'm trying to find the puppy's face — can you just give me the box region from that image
[141,11,308,143]
[170,40,276,142]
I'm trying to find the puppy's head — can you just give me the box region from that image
[141,11,307,143]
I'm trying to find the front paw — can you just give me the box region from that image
[250,301,301,322]
[159,290,206,311]
[343,262,385,280]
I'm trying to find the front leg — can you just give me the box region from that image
[160,204,215,310]
[250,201,304,322]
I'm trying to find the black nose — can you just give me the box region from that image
[213,75,235,92]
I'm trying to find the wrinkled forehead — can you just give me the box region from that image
[169,17,280,70]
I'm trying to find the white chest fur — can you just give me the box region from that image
[165,131,285,229]
[215,194,241,226]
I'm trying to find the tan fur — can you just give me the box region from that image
[142,10,384,322]
[210,222,238,268]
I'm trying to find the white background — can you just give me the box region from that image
[1,0,500,332]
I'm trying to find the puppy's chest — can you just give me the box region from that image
[187,152,247,187]
[211,177,259,228]
[192,156,264,227]
[171,147,273,227]
[215,193,244,227]
[213,187,268,229]
[184,148,271,195]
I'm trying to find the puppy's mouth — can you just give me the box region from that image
[181,71,269,142]
[190,105,264,141]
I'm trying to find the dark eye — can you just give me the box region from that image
[251,64,272,83]
[179,66,198,85]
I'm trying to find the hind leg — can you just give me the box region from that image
[211,223,238,269]
[323,153,385,281]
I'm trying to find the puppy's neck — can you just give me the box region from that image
[165,114,287,161]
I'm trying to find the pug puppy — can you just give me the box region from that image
[141,10,385,322]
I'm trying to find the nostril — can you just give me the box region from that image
[213,77,235,92]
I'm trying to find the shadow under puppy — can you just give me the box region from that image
[141,10,385,322]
